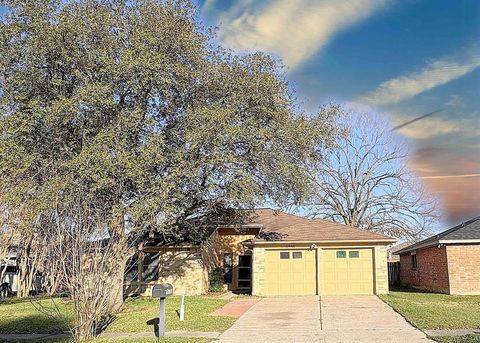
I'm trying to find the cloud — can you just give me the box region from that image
[409,147,480,224]
[207,0,389,69]
[355,49,480,106]
[395,116,469,140]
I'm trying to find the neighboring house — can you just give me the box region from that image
[124,208,395,297]
[387,242,413,262]
[396,216,480,295]
[0,249,43,295]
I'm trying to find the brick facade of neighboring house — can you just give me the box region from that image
[397,216,480,295]
[399,246,449,293]
[447,245,480,295]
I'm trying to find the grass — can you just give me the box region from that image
[379,291,480,330]
[106,296,236,332]
[432,335,480,343]
[0,295,235,335]
[0,297,72,334]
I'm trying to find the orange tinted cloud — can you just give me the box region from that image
[410,147,480,224]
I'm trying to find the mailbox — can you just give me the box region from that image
[151,283,174,338]
[152,283,174,298]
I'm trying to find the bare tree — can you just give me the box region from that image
[39,201,135,341]
[0,208,15,283]
[307,110,438,239]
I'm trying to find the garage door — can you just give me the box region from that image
[321,248,373,295]
[265,249,316,295]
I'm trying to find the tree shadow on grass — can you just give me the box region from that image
[389,285,440,294]
[0,313,70,335]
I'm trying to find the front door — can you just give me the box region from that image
[237,255,252,289]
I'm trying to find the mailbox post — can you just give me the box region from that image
[152,283,174,337]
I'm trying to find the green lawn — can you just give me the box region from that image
[379,291,480,330]
[0,297,72,334]
[0,295,235,336]
[432,335,480,343]
[106,296,236,332]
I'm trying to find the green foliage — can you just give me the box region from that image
[432,335,480,343]
[208,267,225,293]
[379,291,480,329]
[0,0,336,238]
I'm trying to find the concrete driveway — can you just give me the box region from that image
[215,296,433,343]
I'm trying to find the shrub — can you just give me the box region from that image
[209,268,225,293]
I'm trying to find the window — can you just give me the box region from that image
[142,251,160,282]
[411,254,418,269]
[223,253,233,283]
[292,251,303,259]
[280,252,290,259]
[124,253,139,282]
[336,251,347,258]
[349,251,359,258]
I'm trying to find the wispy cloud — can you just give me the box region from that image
[355,48,480,106]
[395,116,470,140]
[205,0,389,69]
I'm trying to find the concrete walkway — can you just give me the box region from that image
[215,295,434,343]
[212,298,260,317]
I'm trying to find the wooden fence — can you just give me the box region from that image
[388,261,400,286]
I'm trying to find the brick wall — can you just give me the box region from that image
[374,245,389,294]
[399,246,450,293]
[447,244,480,295]
[252,247,266,296]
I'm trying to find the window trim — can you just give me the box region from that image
[411,253,418,270]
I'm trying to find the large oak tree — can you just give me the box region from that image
[0,0,335,338]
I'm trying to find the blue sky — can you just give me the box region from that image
[1,1,478,227]
[200,0,480,226]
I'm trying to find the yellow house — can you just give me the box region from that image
[124,208,396,296]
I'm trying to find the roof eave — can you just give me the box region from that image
[397,238,480,255]
[249,238,396,245]
[439,239,480,244]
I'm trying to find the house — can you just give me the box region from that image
[387,242,413,262]
[124,208,396,297]
[396,216,480,295]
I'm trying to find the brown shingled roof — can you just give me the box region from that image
[242,208,395,243]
